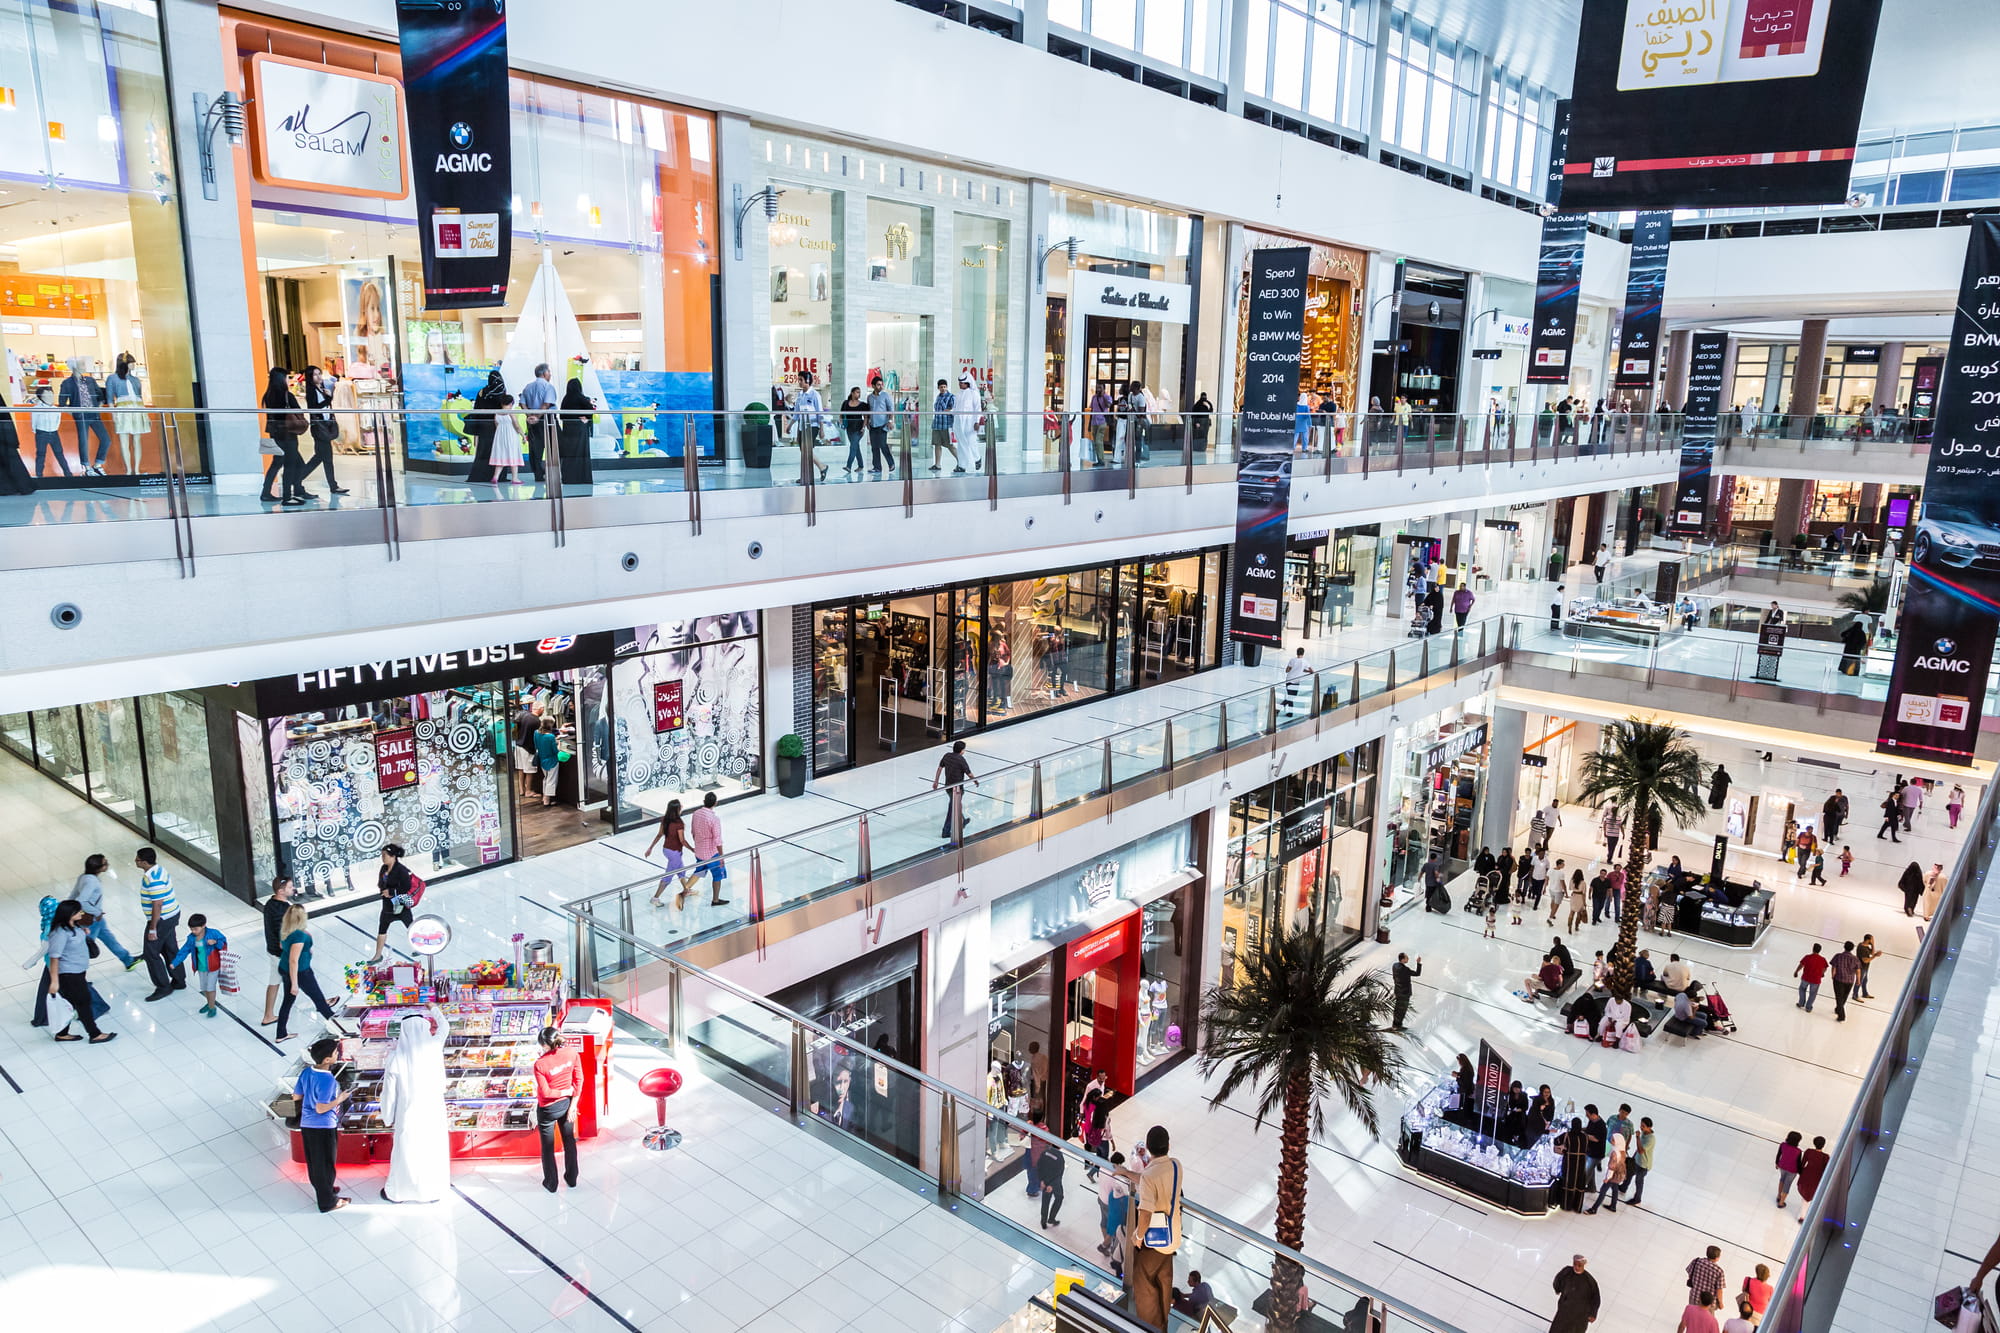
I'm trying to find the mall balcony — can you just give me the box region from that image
[1714,410,1932,485]
[0,406,1674,710]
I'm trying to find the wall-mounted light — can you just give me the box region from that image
[192,91,245,202]
[732,183,783,261]
[1035,235,1078,293]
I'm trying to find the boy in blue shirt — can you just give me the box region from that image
[295,1037,350,1212]
[170,914,228,1018]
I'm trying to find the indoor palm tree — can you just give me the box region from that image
[1837,577,1892,626]
[1198,925,1407,1333]
[1575,718,1709,997]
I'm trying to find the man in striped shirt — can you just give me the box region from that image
[136,846,186,1001]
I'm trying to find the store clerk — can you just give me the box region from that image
[533,1027,583,1194]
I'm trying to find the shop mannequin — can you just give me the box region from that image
[106,352,146,476]
[380,1010,452,1202]
[986,1061,1008,1156]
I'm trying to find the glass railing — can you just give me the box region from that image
[566,618,1511,957]
[563,917,1473,1333]
[0,404,1679,557]
[1721,410,1932,448]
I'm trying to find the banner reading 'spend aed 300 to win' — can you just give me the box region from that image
[1230,247,1311,647]
[397,0,513,309]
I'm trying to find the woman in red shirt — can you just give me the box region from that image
[533,1027,582,1192]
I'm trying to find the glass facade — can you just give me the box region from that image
[226,15,719,471]
[1484,73,1555,196]
[810,547,1227,776]
[611,616,765,826]
[0,0,198,484]
[1380,11,1480,168]
[1219,743,1379,985]
[1049,0,1227,80]
[1241,0,1373,132]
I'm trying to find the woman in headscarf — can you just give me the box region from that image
[1556,1117,1590,1211]
[1899,861,1926,917]
[556,378,596,488]
[380,1010,452,1202]
[0,392,33,495]
[951,371,983,473]
[464,369,506,483]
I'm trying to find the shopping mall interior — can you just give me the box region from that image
[3,2,2000,1332]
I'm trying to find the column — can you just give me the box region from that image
[1018,0,1048,51]
[1873,342,1906,413]
[1860,482,1883,532]
[1365,0,1395,154]
[1583,492,1609,564]
[1389,540,1409,619]
[1224,0,1254,115]
[1481,706,1527,852]
[1787,318,1829,427]
[716,113,760,422]
[1662,330,1691,408]
[1774,478,1808,539]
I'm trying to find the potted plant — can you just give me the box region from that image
[775,732,807,798]
[740,401,775,469]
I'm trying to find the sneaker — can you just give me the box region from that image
[144,988,171,1002]
[123,958,141,971]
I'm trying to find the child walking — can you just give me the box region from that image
[1483,899,1498,938]
[171,913,228,1017]
[1810,849,1826,886]
[1838,845,1853,877]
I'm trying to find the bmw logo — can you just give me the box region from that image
[449,122,474,149]
[1254,554,1269,565]
[1937,638,1957,655]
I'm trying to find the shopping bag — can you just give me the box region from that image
[1619,1026,1642,1053]
[217,949,240,995]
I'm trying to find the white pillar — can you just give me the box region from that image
[1482,705,1527,851]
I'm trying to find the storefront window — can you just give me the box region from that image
[864,198,931,286]
[0,0,198,483]
[229,18,719,473]
[955,213,1009,412]
[271,690,512,898]
[770,184,842,388]
[611,616,764,826]
[0,711,30,763]
[140,692,220,878]
[32,705,84,794]
[82,697,144,820]
[1045,187,1196,420]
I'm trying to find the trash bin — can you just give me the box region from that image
[525,939,556,967]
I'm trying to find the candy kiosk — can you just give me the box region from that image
[275,922,612,1165]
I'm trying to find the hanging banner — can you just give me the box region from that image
[1560,0,1886,211]
[396,0,512,308]
[1878,218,2000,766]
[1527,105,1585,386]
[1615,213,1673,390]
[1230,247,1310,647]
[1669,332,1728,535]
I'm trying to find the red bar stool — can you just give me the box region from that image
[639,1066,683,1150]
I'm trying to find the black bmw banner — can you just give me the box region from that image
[1527,103,1586,386]
[1230,247,1310,648]
[1878,218,2000,766]
[1669,331,1728,535]
[397,0,513,308]
[1615,213,1673,390]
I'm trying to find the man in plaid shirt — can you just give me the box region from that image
[1685,1246,1725,1304]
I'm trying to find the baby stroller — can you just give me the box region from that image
[1700,988,1736,1035]
[1464,872,1495,916]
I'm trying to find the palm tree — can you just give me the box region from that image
[1575,718,1709,998]
[1837,577,1891,621]
[1198,925,1408,1333]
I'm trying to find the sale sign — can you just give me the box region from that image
[375,727,418,789]
[652,680,685,734]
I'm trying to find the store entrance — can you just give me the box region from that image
[1084,316,1146,399]
[851,596,949,767]
[506,670,609,857]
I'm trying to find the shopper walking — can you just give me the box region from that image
[1822,789,1848,840]
[1679,1291,1722,1333]
[929,378,956,472]
[295,1036,350,1212]
[1794,944,1827,1011]
[1949,783,1967,829]
[260,366,310,505]
[42,900,115,1043]
[1742,1265,1773,1325]
[1774,1130,1803,1206]
[683,790,730,905]
[276,903,344,1042]
[1601,805,1624,862]
[1451,583,1474,630]
[298,365,350,495]
[1855,934,1878,1000]
[1566,869,1589,933]
[1548,1255,1600,1333]
[136,846,185,1001]
[261,876,296,1025]
[1899,861,1925,917]
[645,798,690,907]
[534,1026,582,1192]
[837,385,867,473]
[1686,1247,1726,1306]
[1796,1135,1830,1215]
[1391,953,1421,1032]
[1923,862,1947,920]
[67,853,135,969]
[1131,1125,1182,1330]
[1829,941,1859,1021]
[1037,1134,1067,1228]
[1877,789,1902,842]
[1900,777,1925,831]
[169,914,228,1017]
[1626,1117,1655,1206]
[934,740,979,845]
[369,844,416,963]
[865,375,895,473]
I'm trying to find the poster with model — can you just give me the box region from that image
[1231,247,1310,647]
[1878,219,2000,766]
[343,273,392,374]
[395,0,512,307]
[1615,214,1673,390]
[1560,0,1885,210]
[1670,331,1728,534]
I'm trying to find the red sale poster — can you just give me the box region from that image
[375,727,418,788]
[652,680,684,734]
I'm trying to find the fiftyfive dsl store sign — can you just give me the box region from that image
[253,632,615,714]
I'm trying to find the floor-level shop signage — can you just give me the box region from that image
[1753,621,1787,681]
[256,631,616,715]
[374,727,418,788]
[1879,218,2000,766]
[396,0,512,307]
[651,680,684,734]
[1230,247,1311,647]
[1670,331,1729,534]
[1474,1038,1510,1139]
[1615,213,1673,389]
[1560,0,1886,210]
[248,54,407,199]
[1280,806,1326,864]
[1711,835,1729,884]
[1074,273,1191,325]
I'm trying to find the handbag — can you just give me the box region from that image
[217,949,240,995]
[85,935,100,959]
[1142,1160,1180,1249]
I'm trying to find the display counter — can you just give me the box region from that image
[1395,1079,1556,1215]
[1681,883,1775,948]
[275,960,609,1165]
[1565,595,1672,647]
